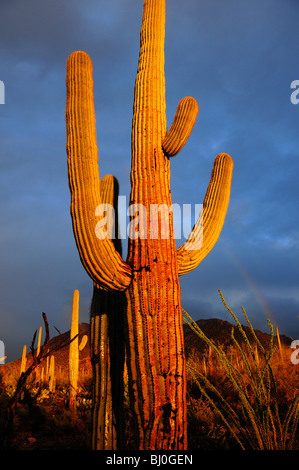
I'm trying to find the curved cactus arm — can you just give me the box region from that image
[176,153,233,276]
[162,96,199,157]
[66,51,132,291]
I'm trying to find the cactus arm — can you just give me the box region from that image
[177,153,233,276]
[66,51,132,291]
[79,335,88,351]
[162,97,199,157]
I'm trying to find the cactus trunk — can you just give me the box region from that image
[125,0,186,449]
[90,287,125,450]
[90,175,125,450]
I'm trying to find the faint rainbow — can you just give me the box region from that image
[220,242,277,327]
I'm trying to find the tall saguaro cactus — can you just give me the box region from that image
[66,0,233,450]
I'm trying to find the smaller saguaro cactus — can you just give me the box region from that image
[69,289,79,414]
[20,345,27,377]
[35,325,42,382]
[49,355,55,393]
[68,289,88,414]
[46,351,49,377]
[36,326,42,357]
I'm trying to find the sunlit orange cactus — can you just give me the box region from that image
[66,0,233,450]
[66,52,132,292]
[69,289,79,415]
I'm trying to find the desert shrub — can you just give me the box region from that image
[184,290,299,450]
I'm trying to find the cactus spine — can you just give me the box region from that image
[66,0,233,450]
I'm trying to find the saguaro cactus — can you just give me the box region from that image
[20,345,27,377]
[66,0,233,450]
[69,289,79,414]
[69,289,88,415]
[49,355,55,393]
[89,175,126,450]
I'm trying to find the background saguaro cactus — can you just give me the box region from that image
[69,289,79,414]
[66,0,233,450]
[48,355,55,393]
[20,345,27,377]
[89,175,126,450]
[69,289,89,416]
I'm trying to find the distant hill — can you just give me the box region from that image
[183,317,292,358]
[0,318,292,387]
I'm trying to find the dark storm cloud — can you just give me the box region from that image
[0,0,298,361]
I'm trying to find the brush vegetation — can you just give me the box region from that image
[0,292,298,450]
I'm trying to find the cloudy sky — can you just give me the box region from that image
[0,0,298,362]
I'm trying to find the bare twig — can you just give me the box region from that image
[54,326,61,335]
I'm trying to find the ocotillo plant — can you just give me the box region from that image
[66,0,233,450]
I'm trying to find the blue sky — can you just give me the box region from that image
[0,0,299,362]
